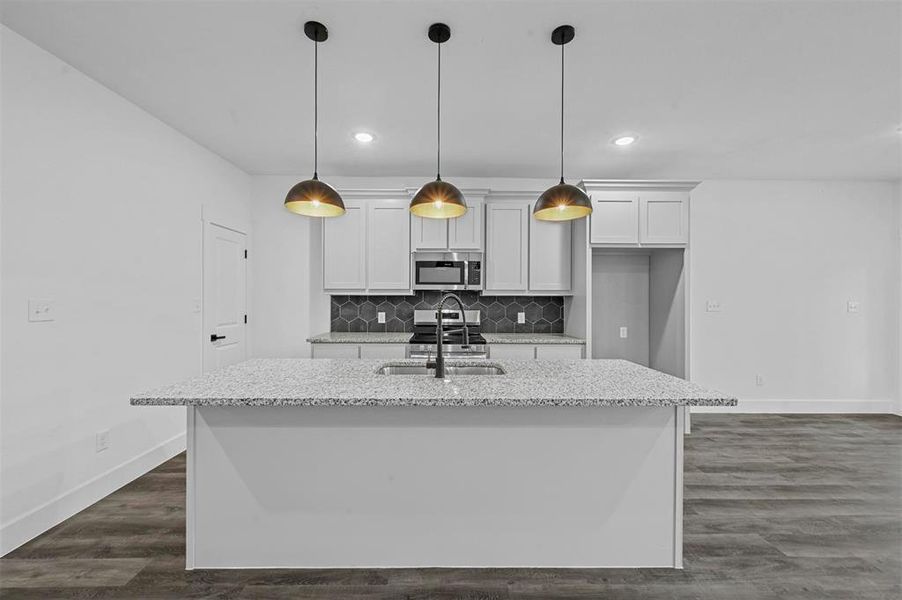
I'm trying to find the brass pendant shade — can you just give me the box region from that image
[410,23,467,219]
[284,177,345,217]
[410,179,467,219]
[284,21,345,218]
[534,25,591,222]
[532,180,592,221]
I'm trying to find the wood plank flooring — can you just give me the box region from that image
[1,414,900,599]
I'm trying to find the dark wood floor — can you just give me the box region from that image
[1,414,900,599]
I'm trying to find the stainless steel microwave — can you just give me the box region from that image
[412,252,482,291]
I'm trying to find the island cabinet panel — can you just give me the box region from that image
[484,202,529,292]
[188,406,684,568]
[367,200,410,291]
[359,344,407,359]
[590,193,640,245]
[535,344,584,360]
[489,344,535,359]
[323,203,366,290]
[311,344,360,359]
[529,218,572,291]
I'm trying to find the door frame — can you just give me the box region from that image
[200,205,248,373]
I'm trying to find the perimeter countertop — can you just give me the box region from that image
[131,358,736,408]
[306,332,585,345]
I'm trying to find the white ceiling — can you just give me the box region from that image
[2,0,900,180]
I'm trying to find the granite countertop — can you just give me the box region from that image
[306,332,585,345]
[131,358,736,408]
[307,332,410,344]
[484,333,584,345]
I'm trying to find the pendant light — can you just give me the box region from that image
[284,21,345,217]
[533,25,592,222]
[409,23,467,219]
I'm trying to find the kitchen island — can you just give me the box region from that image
[132,358,736,569]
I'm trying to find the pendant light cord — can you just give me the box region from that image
[560,41,565,185]
[313,37,319,180]
[436,39,442,180]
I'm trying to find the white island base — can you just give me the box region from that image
[186,405,684,569]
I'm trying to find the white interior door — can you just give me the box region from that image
[203,222,247,371]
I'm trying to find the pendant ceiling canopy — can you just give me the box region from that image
[410,23,467,220]
[284,21,345,218]
[533,25,592,222]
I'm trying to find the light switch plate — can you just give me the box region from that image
[705,300,721,313]
[517,312,526,324]
[755,374,765,387]
[28,298,56,322]
[377,312,386,324]
[619,326,628,339]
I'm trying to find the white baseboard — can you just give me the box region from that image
[0,432,186,557]
[692,398,897,414]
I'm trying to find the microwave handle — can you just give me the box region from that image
[463,259,468,290]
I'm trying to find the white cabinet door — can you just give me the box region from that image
[529,218,571,292]
[411,215,448,250]
[323,202,366,290]
[359,344,407,359]
[535,345,584,360]
[590,193,639,245]
[448,197,484,250]
[485,202,529,292]
[367,199,410,290]
[489,344,535,359]
[312,344,360,359]
[639,192,688,244]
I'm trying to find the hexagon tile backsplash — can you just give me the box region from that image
[330,292,564,334]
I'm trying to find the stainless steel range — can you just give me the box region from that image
[406,309,488,359]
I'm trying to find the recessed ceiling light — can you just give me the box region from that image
[613,135,637,146]
[354,132,374,143]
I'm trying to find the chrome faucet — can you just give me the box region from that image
[427,293,469,379]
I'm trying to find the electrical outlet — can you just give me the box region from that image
[619,326,628,339]
[847,300,860,313]
[28,298,56,322]
[377,312,386,324]
[192,298,202,313]
[95,429,110,453]
[755,374,765,387]
[705,300,721,313]
[517,312,526,324]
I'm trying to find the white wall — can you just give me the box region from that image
[690,180,900,413]
[248,176,312,358]
[0,27,251,554]
[898,181,902,415]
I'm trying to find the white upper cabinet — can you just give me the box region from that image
[323,202,366,290]
[448,196,484,250]
[582,181,698,247]
[410,191,487,251]
[410,215,448,250]
[589,193,640,245]
[529,218,572,291]
[639,191,689,244]
[484,202,529,292]
[367,199,411,290]
[323,193,410,293]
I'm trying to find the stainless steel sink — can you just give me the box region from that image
[377,364,505,376]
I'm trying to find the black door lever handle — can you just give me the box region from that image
[210,334,226,342]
